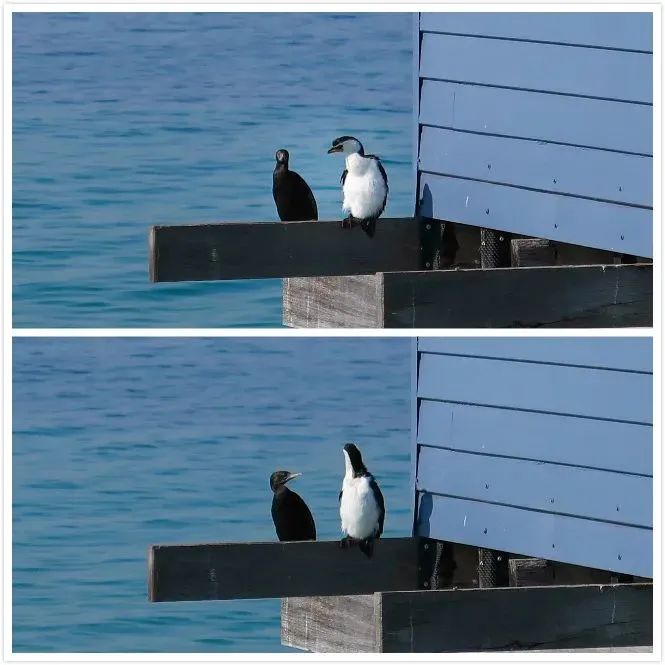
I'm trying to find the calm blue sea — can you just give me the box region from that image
[12,13,413,327]
[13,337,412,652]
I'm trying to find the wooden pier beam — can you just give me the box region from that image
[148,537,436,602]
[282,583,653,653]
[284,263,652,328]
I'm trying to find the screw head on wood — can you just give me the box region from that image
[425,261,431,268]
[425,223,431,230]
[423,580,429,588]
[423,543,429,551]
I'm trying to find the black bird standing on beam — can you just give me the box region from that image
[338,443,385,558]
[270,470,317,542]
[272,149,318,221]
[327,136,388,238]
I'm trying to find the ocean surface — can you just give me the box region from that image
[12,12,414,327]
[13,337,412,652]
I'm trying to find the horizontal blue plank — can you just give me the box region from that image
[415,492,652,577]
[419,126,652,207]
[417,337,653,373]
[419,172,653,257]
[417,353,652,424]
[417,400,652,476]
[420,33,652,103]
[419,80,653,155]
[417,446,652,527]
[420,13,652,52]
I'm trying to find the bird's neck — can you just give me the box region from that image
[345,152,368,174]
[274,163,288,175]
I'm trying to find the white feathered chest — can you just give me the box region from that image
[340,474,381,539]
[342,153,388,220]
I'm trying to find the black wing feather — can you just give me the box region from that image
[366,155,388,218]
[292,171,318,220]
[368,475,385,538]
[340,169,348,186]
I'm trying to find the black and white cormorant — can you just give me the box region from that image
[327,136,388,238]
[338,443,385,558]
[270,470,316,542]
[272,149,318,221]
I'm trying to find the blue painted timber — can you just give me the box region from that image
[419,80,653,155]
[414,13,653,257]
[412,337,653,577]
[420,13,652,51]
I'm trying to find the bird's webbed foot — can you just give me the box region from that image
[341,215,356,230]
[339,535,354,549]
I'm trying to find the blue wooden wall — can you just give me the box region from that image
[411,337,653,577]
[413,13,653,258]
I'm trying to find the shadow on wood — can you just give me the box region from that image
[148,537,434,601]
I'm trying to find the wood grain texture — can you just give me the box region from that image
[149,219,422,282]
[420,33,652,103]
[417,400,652,476]
[419,12,652,51]
[282,275,382,328]
[419,79,652,154]
[148,538,425,601]
[382,264,653,328]
[377,583,653,652]
[415,492,652,577]
[281,595,378,652]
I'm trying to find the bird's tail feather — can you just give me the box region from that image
[360,218,376,238]
[358,538,375,559]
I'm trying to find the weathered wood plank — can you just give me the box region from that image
[378,583,653,652]
[148,538,426,602]
[149,219,423,282]
[382,264,653,328]
[282,275,382,328]
[281,595,378,652]
[283,264,652,329]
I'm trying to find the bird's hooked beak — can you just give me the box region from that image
[284,472,302,484]
[327,144,343,154]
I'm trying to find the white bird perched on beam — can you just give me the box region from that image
[327,136,388,238]
[339,442,385,558]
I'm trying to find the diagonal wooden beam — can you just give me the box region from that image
[148,537,435,602]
